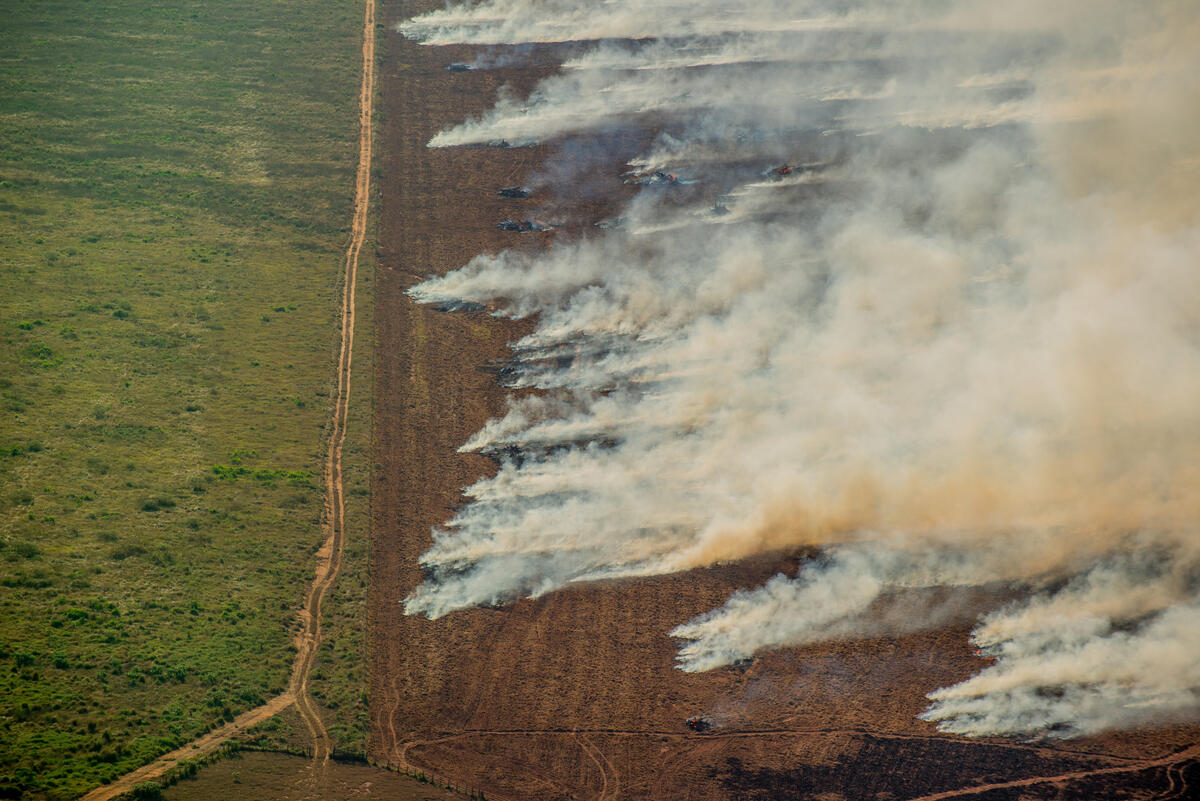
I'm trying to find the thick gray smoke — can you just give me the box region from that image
[400,0,1200,738]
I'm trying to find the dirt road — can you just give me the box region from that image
[79,1,376,797]
[79,695,296,801]
[289,0,376,768]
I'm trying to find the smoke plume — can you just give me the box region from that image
[400,0,1200,738]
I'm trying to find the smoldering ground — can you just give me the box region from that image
[399,0,1200,739]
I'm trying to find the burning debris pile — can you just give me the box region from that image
[400,0,1200,740]
[497,185,532,198]
[497,218,552,232]
[433,299,487,314]
[625,170,695,186]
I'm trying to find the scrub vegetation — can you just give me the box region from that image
[0,0,371,797]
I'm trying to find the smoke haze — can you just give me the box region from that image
[400,0,1200,738]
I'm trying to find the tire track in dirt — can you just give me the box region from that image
[393,733,525,801]
[1155,761,1181,800]
[78,695,295,801]
[290,0,376,770]
[1167,759,1193,800]
[79,3,375,798]
[575,733,617,801]
[900,743,1200,801]
[392,726,1144,801]
[393,726,1137,765]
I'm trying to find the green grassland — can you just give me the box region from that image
[307,213,374,762]
[0,1,372,797]
[241,190,377,765]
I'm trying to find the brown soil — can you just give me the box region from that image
[369,2,1199,799]
[163,751,462,801]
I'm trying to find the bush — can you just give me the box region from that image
[140,497,175,512]
[110,544,147,560]
[131,782,164,801]
[23,342,62,367]
[7,541,41,560]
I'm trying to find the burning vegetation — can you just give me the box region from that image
[402,0,1200,745]
[497,218,552,232]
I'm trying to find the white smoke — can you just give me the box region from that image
[400,0,1200,738]
[400,0,886,45]
[923,565,1200,737]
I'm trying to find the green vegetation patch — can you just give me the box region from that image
[0,0,369,797]
[307,198,375,762]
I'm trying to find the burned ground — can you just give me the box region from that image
[368,2,1198,798]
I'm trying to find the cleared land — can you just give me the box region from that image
[0,0,370,797]
[163,751,462,801]
[368,1,1200,798]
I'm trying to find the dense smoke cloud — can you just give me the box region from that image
[922,559,1200,737]
[400,0,1200,738]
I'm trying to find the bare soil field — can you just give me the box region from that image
[163,751,461,801]
[369,2,1199,798]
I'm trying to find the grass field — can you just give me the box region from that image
[0,1,371,797]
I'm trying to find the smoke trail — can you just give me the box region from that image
[400,1,886,45]
[401,0,1200,737]
[923,574,1200,738]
